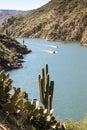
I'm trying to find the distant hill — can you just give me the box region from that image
[0,9,30,14]
[0,9,31,25]
[0,0,87,45]
[0,13,9,25]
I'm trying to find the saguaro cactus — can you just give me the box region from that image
[38,64,54,112]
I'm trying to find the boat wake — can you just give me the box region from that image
[50,45,58,48]
[43,50,57,54]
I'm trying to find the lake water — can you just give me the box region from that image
[9,38,87,121]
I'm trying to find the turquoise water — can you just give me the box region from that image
[9,38,87,121]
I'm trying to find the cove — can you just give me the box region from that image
[9,38,87,121]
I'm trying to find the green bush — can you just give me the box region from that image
[65,116,87,130]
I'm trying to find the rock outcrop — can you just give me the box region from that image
[0,33,31,71]
[81,27,87,46]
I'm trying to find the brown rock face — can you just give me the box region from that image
[81,28,87,46]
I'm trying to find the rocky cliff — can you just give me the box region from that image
[0,33,31,71]
[0,0,87,45]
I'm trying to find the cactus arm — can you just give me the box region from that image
[46,64,48,75]
[38,75,43,104]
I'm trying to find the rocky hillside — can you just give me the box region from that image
[0,33,31,71]
[0,0,87,45]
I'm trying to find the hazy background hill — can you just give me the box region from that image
[0,9,31,25]
[0,0,87,45]
[0,9,30,14]
[0,13,9,25]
